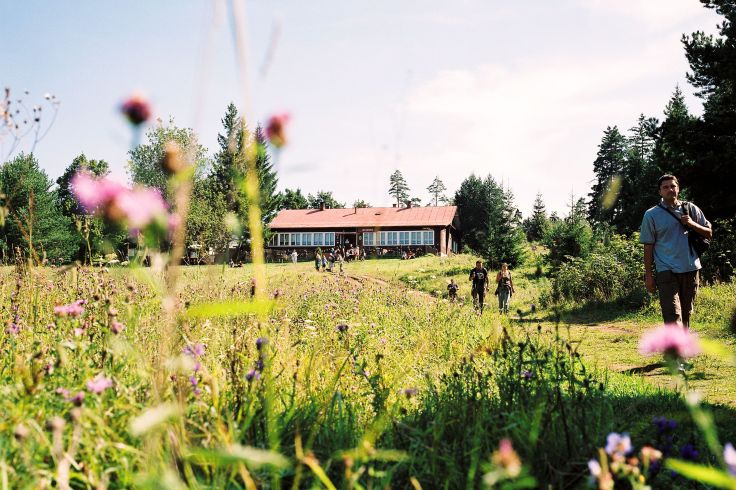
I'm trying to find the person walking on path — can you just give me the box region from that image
[640,174,711,328]
[314,249,322,271]
[291,249,298,264]
[447,279,459,302]
[469,260,489,314]
[495,262,515,314]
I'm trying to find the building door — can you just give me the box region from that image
[336,233,357,248]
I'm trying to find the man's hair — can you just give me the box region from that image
[657,174,679,189]
[476,260,482,265]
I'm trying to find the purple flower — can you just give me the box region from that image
[335,324,349,334]
[680,443,699,461]
[605,432,632,457]
[724,443,736,476]
[71,391,85,406]
[521,370,534,380]
[653,416,677,433]
[5,322,20,335]
[639,324,701,360]
[53,299,86,317]
[588,459,601,477]
[86,374,113,394]
[255,337,268,351]
[400,387,417,398]
[183,343,206,358]
[110,321,125,335]
[71,171,125,212]
[245,369,260,382]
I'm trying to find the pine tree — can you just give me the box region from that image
[426,176,448,206]
[280,188,309,210]
[388,170,410,206]
[588,126,627,226]
[618,114,659,233]
[307,191,345,209]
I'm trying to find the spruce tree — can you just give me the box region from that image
[588,126,627,226]
[524,193,549,242]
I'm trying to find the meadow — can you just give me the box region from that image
[1,254,734,488]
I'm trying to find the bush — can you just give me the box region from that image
[700,218,736,284]
[551,233,646,305]
[543,217,594,270]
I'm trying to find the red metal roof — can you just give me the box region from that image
[270,206,458,229]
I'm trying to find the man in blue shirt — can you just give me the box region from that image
[640,175,712,327]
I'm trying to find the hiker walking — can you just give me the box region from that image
[469,260,489,314]
[495,262,515,314]
[640,174,711,328]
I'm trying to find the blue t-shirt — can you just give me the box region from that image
[639,201,710,273]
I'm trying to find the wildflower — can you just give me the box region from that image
[400,387,417,398]
[530,304,537,313]
[183,343,206,358]
[245,369,260,382]
[265,113,290,148]
[71,172,125,211]
[680,443,699,461]
[335,323,349,334]
[113,186,167,229]
[653,416,677,433]
[14,423,29,441]
[724,443,736,476]
[588,459,601,477]
[53,299,85,317]
[491,439,522,478]
[120,94,151,126]
[639,324,701,360]
[605,433,632,457]
[521,370,534,380]
[71,391,85,406]
[5,321,19,335]
[255,337,268,351]
[640,446,662,463]
[189,375,201,396]
[86,374,113,394]
[110,321,125,335]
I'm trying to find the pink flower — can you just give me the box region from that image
[110,321,125,334]
[71,172,125,212]
[114,187,167,229]
[183,343,206,358]
[120,94,151,126]
[86,374,113,394]
[54,299,86,317]
[265,113,290,148]
[639,324,702,359]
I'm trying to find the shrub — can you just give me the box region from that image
[699,218,736,284]
[551,233,646,305]
[543,217,594,270]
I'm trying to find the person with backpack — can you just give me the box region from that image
[640,174,711,328]
[495,262,515,314]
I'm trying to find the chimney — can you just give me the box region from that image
[406,200,412,208]
[319,201,325,211]
[392,203,397,208]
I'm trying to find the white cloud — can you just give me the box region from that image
[573,0,718,33]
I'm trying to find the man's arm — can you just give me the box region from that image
[643,244,656,293]
[680,215,712,239]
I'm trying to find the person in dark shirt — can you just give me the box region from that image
[469,260,490,313]
[447,279,459,302]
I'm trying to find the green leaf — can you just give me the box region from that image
[665,459,736,489]
[185,299,275,318]
[187,445,290,470]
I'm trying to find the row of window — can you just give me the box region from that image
[363,230,434,246]
[269,232,335,247]
[268,230,436,247]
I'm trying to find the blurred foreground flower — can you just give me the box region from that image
[121,94,151,126]
[87,374,113,394]
[54,299,86,317]
[265,113,290,148]
[605,432,632,457]
[639,324,701,361]
[71,171,169,233]
[725,443,736,476]
[483,438,534,487]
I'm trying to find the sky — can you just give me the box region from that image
[0,0,723,216]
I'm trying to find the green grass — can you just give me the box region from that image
[0,258,734,488]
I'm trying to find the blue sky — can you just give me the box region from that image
[0,0,721,215]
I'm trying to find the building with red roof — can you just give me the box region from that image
[268,203,461,257]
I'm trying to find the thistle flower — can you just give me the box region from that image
[110,321,125,335]
[120,94,151,126]
[53,299,86,317]
[400,387,417,398]
[491,439,522,478]
[265,113,290,148]
[335,323,349,334]
[245,369,260,382]
[639,324,701,360]
[183,343,206,358]
[605,433,632,457]
[86,374,113,394]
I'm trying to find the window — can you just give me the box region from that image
[399,231,410,245]
[411,231,421,245]
[387,231,398,245]
[290,233,300,246]
[325,232,335,246]
[278,233,289,246]
[314,233,323,246]
[423,231,434,245]
[363,232,374,246]
[302,233,312,246]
